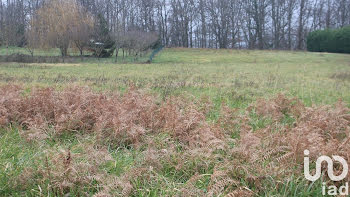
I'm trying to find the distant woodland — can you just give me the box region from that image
[1,0,349,51]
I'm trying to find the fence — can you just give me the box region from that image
[148,46,164,63]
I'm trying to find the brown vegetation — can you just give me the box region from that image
[0,85,349,196]
[0,85,223,148]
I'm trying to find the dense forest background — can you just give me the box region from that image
[1,0,350,50]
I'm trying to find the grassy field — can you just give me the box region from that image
[1,48,349,106]
[0,48,350,196]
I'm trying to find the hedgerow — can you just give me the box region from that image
[307,26,350,53]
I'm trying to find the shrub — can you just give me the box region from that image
[307,26,350,53]
[334,26,350,53]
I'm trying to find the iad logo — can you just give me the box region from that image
[304,150,348,181]
[304,150,349,196]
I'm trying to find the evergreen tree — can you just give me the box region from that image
[307,26,350,54]
[91,14,115,58]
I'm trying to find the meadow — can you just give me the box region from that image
[1,48,350,106]
[0,48,350,196]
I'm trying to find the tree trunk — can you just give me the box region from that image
[80,49,84,61]
[115,48,119,63]
[60,47,68,57]
[60,47,68,63]
[297,0,306,50]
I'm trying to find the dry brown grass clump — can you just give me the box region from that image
[0,85,223,149]
[210,95,350,194]
[331,72,350,81]
[15,144,114,196]
[159,97,225,150]
[250,94,305,121]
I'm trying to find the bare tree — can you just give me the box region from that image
[198,0,206,48]
[297,0,308,50]
[121,30,158,60]
[111,29,124,62]
[0,1,4,47]
[286,0,297,49]
[71,9,94,59]
[30,0,94,58]
[1,0,350,52]
[207,0,231,49]
[25,18,40,57]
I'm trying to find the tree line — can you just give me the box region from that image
[1,0,350,52]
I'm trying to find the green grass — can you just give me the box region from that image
[0,48,350,196]
[0,127,328,196]
[1,48,349,107]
